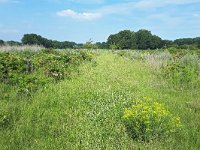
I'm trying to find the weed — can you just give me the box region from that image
[123,97,182,141]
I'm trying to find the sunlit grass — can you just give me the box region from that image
[0,50,199,149]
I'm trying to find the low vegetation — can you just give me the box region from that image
[123,97,182,142]
[0,48,200,149]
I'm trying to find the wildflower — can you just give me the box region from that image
[123,97,182,141]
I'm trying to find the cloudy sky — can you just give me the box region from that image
[0,0,200,43]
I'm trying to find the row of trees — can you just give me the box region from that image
[21,34,78,49]
[1,30,200,49]
[0,40,22,46]
[21,34,109,49]
[21,34,108,49]
[174,37,200,48]
[107,29,200,50]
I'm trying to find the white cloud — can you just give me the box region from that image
[56,0,200,20]
[57,9,102,20]
[96,0,200,15]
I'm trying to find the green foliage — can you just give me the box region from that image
[135,29,153,49]
[197,39,200,49]
[162,60,200,87]
[6,41,22,46]
[0,40,5,46]
[123,97,182,141]
[0,50,199,150]
[135,29,163,49]
[79,50,93,61]
[0,110,12,129]
[107,29,163,50]
[21,34,77,49]
[117,30,137,49]
[162,40,174,48]
[0,52,25,83]
[17,76,48,96]
[166,48,194,62]
[109,43,118,50]
[0,49,94,97]
[83,39,94,49]
[107,30,137,50]
[95,42,108,49]
[0,104,20,130]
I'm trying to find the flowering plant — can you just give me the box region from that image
[123,97,182,141]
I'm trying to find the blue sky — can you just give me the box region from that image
[0,0,200,43]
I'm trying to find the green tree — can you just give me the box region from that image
[193,37,200,49]
[0,40,5,46]
[107,30,137,50]
[21,34,43,45]
[135,29,153,49]
[107,34,120,49]
[22,34,77,49]
[95,42,108,49]
[117,30,137,49]
[151,35,163,49]
[197,39,200,49]
[6,41,22,46]
[162,40,173,48]
[174,38,194,46]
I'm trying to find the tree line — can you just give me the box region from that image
[107,29,200,50]
[1,29,200,49]
[0,40,22,46]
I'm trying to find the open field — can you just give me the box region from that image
[0,49,200,149]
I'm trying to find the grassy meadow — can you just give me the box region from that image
[0,48,200,149]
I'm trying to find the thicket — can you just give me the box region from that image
[0,49,94,98]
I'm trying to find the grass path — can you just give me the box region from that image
[1,51,199,149]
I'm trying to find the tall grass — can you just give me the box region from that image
[0,49,200,149]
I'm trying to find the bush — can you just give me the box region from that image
[162,61,200,87]
[0,50,94,97]
[123,97,182,141]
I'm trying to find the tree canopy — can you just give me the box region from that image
[21,34,77,49]
[0,40,5,46]
[107,29,163,50]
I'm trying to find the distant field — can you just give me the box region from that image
[0,48,200,149]
[0,45,44,52]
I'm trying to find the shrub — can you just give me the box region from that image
[79,50,93,61]
[0,50,94,97]
[162,61,199,87]
[123,97,182,141]
[17,76,48,96]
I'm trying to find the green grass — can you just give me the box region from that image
[0,50,200,149]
